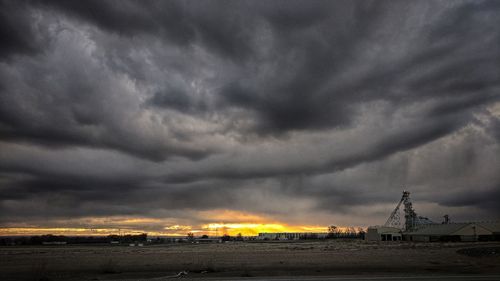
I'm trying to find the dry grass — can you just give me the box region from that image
[30,259,51,281]
[99,258,120,274]
[1,240,499,280]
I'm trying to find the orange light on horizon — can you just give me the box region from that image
[202,223,329,236]
[0,223,331,237]
[0,210,358,237]
[0,227,119,236]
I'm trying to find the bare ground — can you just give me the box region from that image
[1,240,499,281]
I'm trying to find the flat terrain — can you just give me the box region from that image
[1,240,499,281]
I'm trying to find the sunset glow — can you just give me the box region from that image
[0,224,329,237]
[0,209,333,236]
[202,223,328,236]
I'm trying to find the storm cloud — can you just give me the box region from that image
[1,0,499,231]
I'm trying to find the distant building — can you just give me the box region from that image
[257,232,329,240]
[404,222,500,242]
[365,226,402,241]
[194,238,222,243]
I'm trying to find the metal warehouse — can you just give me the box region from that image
[404,222,500,242]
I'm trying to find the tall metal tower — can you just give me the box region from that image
[384,190,432,231]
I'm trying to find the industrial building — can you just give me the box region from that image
[404,222,500,242]
[366,191,500,242]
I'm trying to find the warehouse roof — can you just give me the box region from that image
[405,223,470,235]
[405,222,500,236]
[479,222,500,233]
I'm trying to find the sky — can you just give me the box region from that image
[1,0,500,236]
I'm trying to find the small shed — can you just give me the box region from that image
[365,226,402,241]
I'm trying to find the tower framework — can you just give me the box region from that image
[384,190,433,231]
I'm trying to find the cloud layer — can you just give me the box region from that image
[1,0,499,232]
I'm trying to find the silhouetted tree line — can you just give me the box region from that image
[327,226,365,239]
[218,233,244,241]
[107,233,147,243]
[0,233,148,245]
[184,232,244,242]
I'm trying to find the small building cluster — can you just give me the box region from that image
[365,222,500,242]
[365,191,500,243]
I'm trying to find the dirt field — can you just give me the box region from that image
[1,240,499,281]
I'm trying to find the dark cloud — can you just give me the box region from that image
[439,188,500,214]
[37,0,187,38]
[147,89,200,113]
[0,0,46,60]
[38,0,259,61]
[214,0,500,134]
[1,0,499,228]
